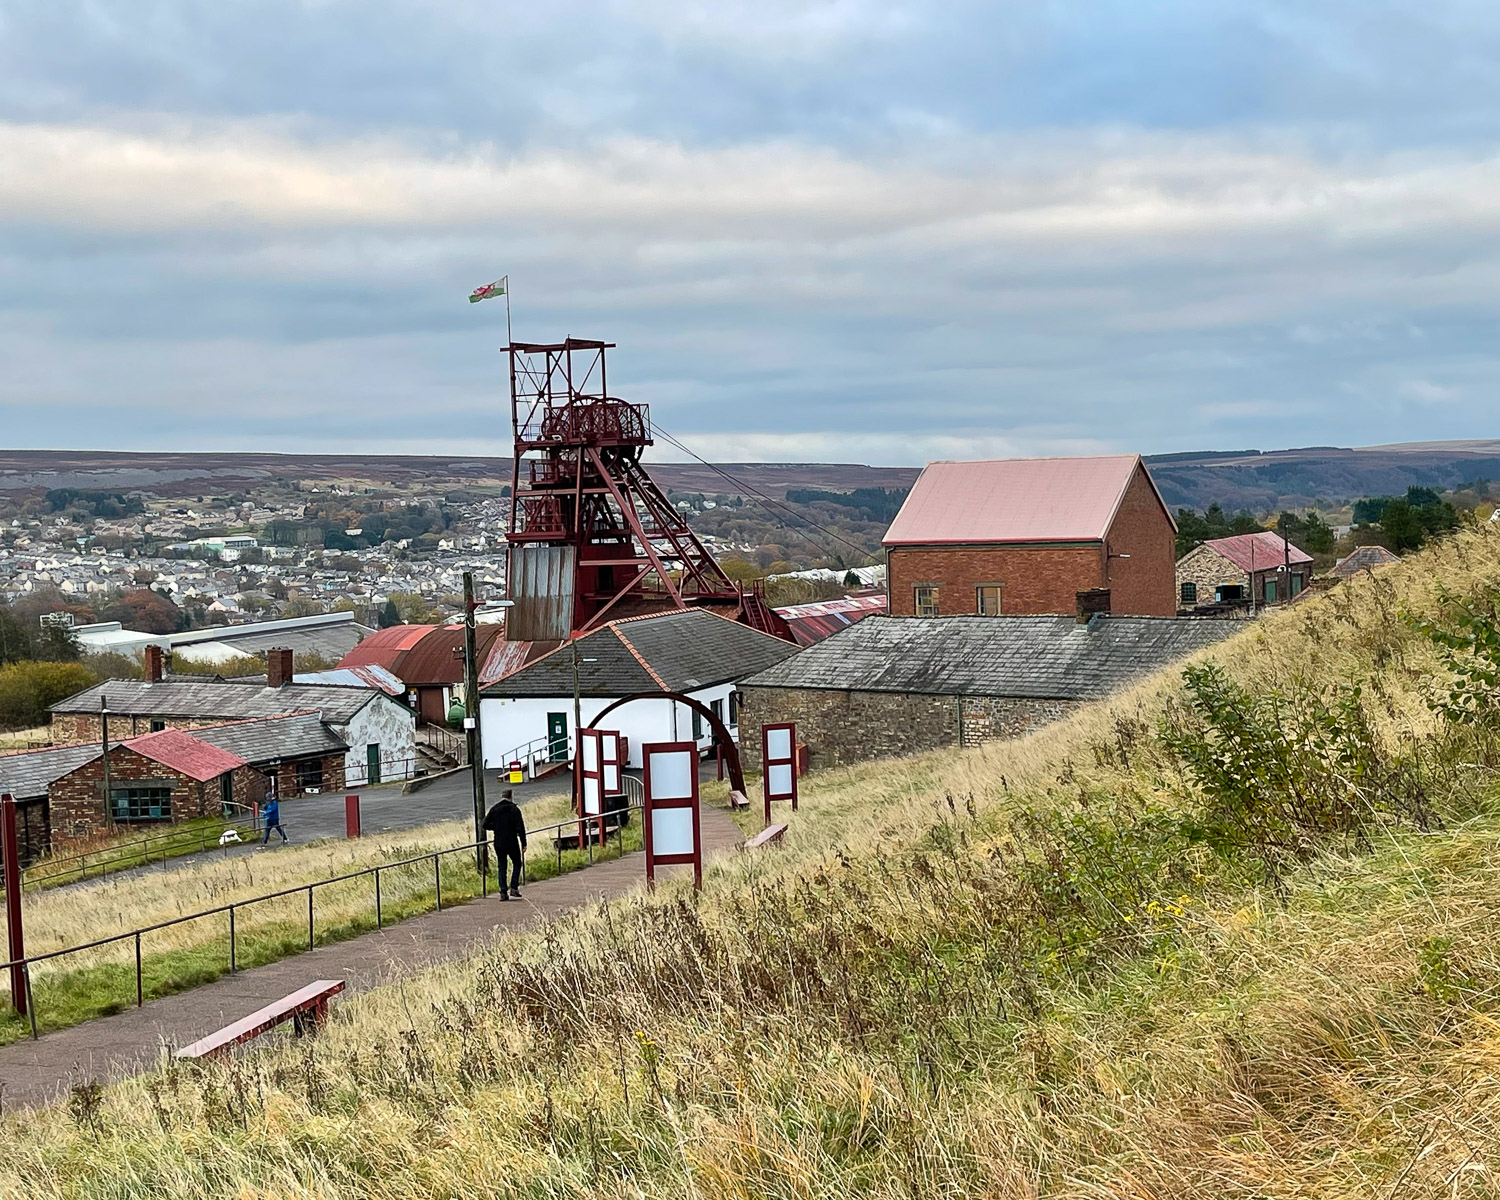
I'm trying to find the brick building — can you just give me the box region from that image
[737,608,1238,770]
[185,712,348,800]
[46,729,261,848]
[1175,532,1312,611]
[883,455,1177,618]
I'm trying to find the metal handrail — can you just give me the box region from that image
[17,807,261,890]
[2,804,644,1040]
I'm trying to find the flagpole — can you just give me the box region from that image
[504,275,512,348]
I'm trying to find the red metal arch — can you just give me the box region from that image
[586,691,746,797]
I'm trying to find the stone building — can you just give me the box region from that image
[1175,532,1312,612]
[45,728,262,848]
[884,455,1178,619]
[186,711,348,800]
[737,608,1239,770]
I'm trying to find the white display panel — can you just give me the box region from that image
[602,732,621,793]
[582,735,599,771]
[651,806,695,857]
[582,774,602,815]
[767,763,794,797]
[647,749,695,800]
[766,727,793,760]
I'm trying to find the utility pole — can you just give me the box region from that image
[100,697,113,825]
[462,571,487,877]
[1280,513,1291,604]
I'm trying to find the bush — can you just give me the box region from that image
[0,661,97,729]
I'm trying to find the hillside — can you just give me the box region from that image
[4,526,1500,1196]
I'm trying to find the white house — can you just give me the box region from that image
[479,609,799,772]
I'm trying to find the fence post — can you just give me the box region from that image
[24,964,37,1040]
[135,932,143,1007]
[229,907,236,973]
[307,888,314,950]
[344,794,361,839]
[434,854,442,911]
[3,793,27,1017]
[375,869,382,929]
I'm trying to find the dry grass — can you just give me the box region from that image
[4,525,1500,1198]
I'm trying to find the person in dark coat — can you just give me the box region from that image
[482,789,527,899]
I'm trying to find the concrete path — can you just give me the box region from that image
[0,806,745,1113]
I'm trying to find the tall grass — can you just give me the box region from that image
[4,525,1500,1197]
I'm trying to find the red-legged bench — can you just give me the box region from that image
[175,979,345,1061]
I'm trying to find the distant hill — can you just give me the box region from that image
[2,440,1498,513]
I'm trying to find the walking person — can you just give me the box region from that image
[482,789,527,899]
[260,796,288,845]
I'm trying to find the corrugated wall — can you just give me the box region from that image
[508,545,576,640]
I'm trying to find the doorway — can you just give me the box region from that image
[547,712,569,763]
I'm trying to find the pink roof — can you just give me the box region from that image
[1203,531,1313,572]
[883,455,1166,546]
[124,728,247,782]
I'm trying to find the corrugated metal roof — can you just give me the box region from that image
[1332,545,1400,577]
[338,625,439,671]
[774,594,889,647]
[1202,532,1314,573]
[293,664,405,695]
[51,680,385,725]
[0,743,101,801]
[741,614,1240,700]
[124,728,248,781]
[186,712,348,763]
[883,455,1159,546]
[397,624,506,687]
[479,639,561,686]
[483,610,798,699]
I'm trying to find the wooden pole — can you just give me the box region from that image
[2,794,26,1016]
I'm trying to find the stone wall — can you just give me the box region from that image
[739,685,1078,770]
[47,746,264,849]
[268,753,346,799]
[49,712,219,744]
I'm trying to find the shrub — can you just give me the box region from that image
[0,660,97,729]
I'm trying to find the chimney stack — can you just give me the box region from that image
[267,647,294,688]
[143,644,164,683]
[1075,588,1111,624]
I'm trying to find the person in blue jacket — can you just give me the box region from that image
[261,796,288,845]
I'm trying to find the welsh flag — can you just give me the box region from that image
[469,277,507,304]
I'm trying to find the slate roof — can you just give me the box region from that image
[50,680,385,726]
[1332,545,1401,578]
[185,713,349,764]
[1201,531,1313,572]
[124,728,248,781]
[740,614,1241,701]
[292,664,405,695]
[883,455,1173,546]
[483,609,799,699]
[0,743,101,802]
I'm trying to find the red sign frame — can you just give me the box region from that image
[761,721,798,824]
[600,729,623,797]
[642,740,702,890]
[576,726,606,844]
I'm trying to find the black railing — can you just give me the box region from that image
[3,806,642,1040]
[16,808,260,892]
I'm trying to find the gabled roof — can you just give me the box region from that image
[883,455,1173,547]
[293,664,405,695]
[0,743,102,802]
[1201,532,1313,572]
[184,712,349,763]
[396,624,506,687]
[1332,544,1401,578]
[482,609,799,699]
[741,614,1240,700]
[50,680,390,726]
[123,728,248,781]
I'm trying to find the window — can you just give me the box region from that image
[691,708,704,741]
[976,585,1002,615]
[296,759,324,794]
[914,585,940,616]
[1217,584,1243,603]
[221,774,234,812]
[111,784,172,822]
[149,719,166,733]
[1180,581,1198,605]
[728,691,741,726]
[711,698,725,725]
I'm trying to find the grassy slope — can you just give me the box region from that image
[4,528,1500,1197]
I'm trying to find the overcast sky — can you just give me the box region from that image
[3,1,1500,465]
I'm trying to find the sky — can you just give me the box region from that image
[3,1,1500,466]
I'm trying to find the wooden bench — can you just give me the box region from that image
[174,979,345,1061]
[745,823,788,850]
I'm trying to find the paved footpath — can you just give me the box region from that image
[0,807,745,1113]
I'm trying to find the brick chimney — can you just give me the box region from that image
[267,647,294,688]
[1076,587,1111,624]
[143,644,164,683]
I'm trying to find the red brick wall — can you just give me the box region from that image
[1100,463,1177,617]
[887,544,1102,616]
[268,754,346,799]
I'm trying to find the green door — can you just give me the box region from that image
[1264,578,1277,605]
[366,743,381,785]
[547,713,569,763]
